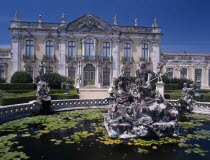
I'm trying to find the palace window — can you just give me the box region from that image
[141,43,148,60]
[46,67,53,73]
[85,38,94,56]
[180,68,187,79]
[46,40,54,57]
[166,68,173,79]
[25,40,34,57]
[124,68,131,76]
[103,42,110,58]
[68,67,76,80]
[124,43,131,59]
[68,41,76,57]
[0,66,5,79]
[25,67,33,78]
[195,69,202,84]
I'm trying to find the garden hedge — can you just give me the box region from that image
[0,83,37,90]
[0,92,79,106]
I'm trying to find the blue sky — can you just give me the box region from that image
[0,0,210,53]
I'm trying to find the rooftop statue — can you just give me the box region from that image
[104,63,179,138]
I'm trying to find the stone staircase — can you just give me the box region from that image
[79,88,109,99]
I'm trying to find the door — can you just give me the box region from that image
[83,64,95,86]
[103,68,110,86]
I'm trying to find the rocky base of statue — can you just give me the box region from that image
[104,102,179,138]
[36,81,52,115]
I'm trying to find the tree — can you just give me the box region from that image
[11,71,33,83]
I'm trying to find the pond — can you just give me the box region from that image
[1,109,210,160]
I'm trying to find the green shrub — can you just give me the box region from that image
[35,73,70,89]
[114,76,136,89]
[150,75,193,90]
[0,83,36,90]
[11,71,33,83]
[0,78,6,83]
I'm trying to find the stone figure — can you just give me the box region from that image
[178,83,195,112]
[108,85,115,97]
[39,61,45,82]
[157,62,165,82]
[136,63,155,86]
[104,62,179,138]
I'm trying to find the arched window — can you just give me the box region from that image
[180,68,187,79]
[141,43,148,60]
[25,40,34,57]
[68,41,76,57]
[85,38,94,56]
[46,40,54,57]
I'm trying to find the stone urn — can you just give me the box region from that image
[64,83,70,94]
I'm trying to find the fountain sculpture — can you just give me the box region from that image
[104,63,179,138]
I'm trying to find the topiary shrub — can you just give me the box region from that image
[11,71,33,83]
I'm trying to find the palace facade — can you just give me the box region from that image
[6,12,162,88]
[0,12,209,88]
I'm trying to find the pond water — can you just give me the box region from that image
[1,109,210,160]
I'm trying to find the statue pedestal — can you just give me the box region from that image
[156,82,165,98]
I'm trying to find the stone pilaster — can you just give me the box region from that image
[112,40,120,79]
[11,35,21,76]
[152,42,160,73]
[58,39,66,76]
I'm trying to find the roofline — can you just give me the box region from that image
[161,52,210,56]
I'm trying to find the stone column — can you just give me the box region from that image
[11,35,21,76]
[152,42,160,73]
[156,82,165,98]
[58,38,66,76]
[112,40,120,79]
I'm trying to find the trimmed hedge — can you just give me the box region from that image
[164,94,181,100]
[152,84,180,90]
[0,89,80,105]
[51,94,79,100]
[0,83,37,90]
[0,96,37,106]
[5,90,34,94]
[165,84,180,90]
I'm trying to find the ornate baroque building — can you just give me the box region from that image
[6,12,162,88]
[1,12,209,88]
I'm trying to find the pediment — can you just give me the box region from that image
[58,13,118,32]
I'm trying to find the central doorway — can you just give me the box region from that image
[83,64,95,86]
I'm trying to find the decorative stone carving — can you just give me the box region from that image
[104,62,179,138]
[178,83,195,112]
[36,62,51,114]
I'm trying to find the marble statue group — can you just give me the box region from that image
[104,62,179,138]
